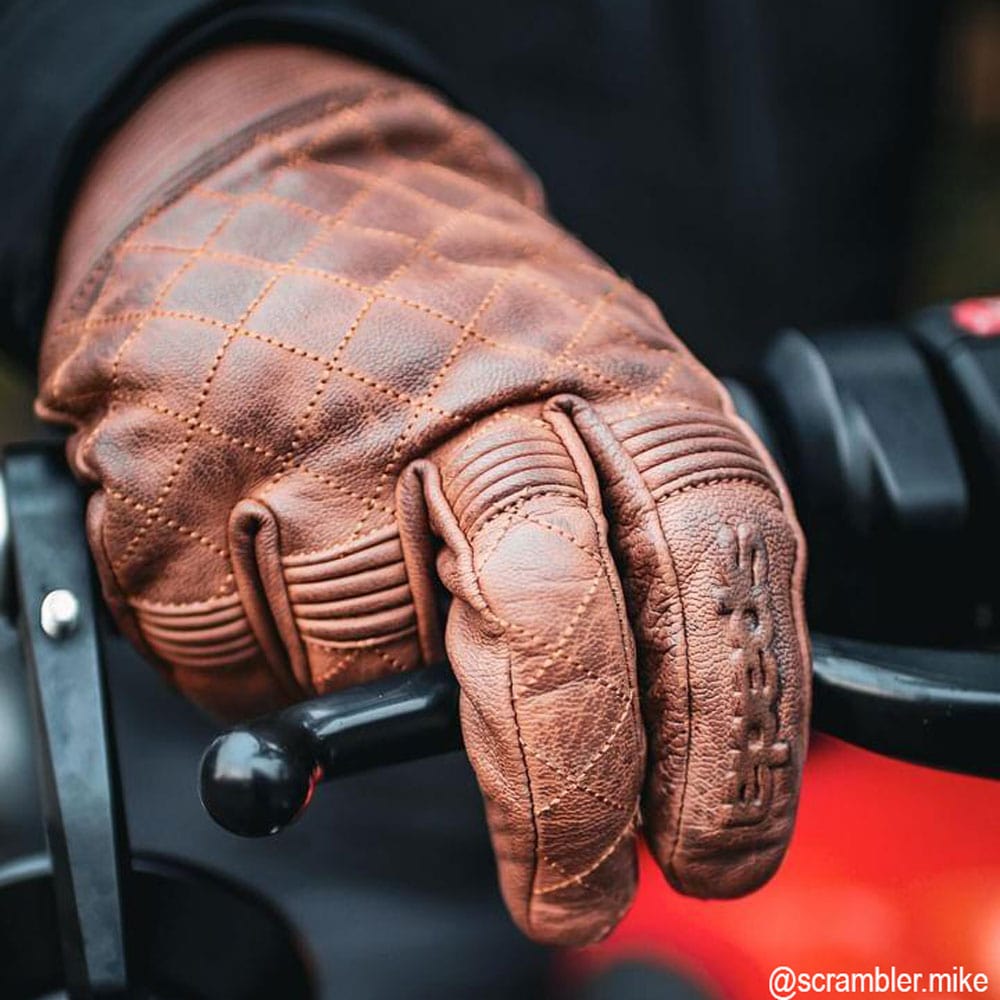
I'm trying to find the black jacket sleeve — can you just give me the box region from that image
[0,0,448,372]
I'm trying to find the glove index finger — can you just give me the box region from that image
[411,405,646,947]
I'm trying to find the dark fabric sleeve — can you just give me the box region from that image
[0,0,450,373]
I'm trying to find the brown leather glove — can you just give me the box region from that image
[38,45,810,947]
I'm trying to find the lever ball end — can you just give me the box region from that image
[199,727,320,837]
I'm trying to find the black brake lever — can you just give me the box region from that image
[199,631,999,840]
[200,661,461,838]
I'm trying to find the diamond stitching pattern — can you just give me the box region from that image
[42,78,687,631]
[43,78,675,889]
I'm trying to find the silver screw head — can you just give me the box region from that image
[40,589,80,640]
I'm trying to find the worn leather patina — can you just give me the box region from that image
[38,44,811,947]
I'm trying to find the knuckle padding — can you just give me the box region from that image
[609,406,778,501]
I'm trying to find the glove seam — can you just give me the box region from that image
[501,635,542,938]
[536,400,644,922]
[655,475,784,506]
[548,395,693,882]
[229,498,311,700]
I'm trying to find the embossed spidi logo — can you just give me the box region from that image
[716,523,789,825]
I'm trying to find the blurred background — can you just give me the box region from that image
[0,2,997,997]
[906,0,1000,302]
[2,2,999,430]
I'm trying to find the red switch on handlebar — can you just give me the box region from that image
[952,296,1000,337]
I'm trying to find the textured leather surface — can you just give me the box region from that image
[38,45,811,947]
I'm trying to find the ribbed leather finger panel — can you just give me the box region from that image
[282,524,417,647]
[609,408,777,500]
[439,414,585,537]
[134,592,259,668]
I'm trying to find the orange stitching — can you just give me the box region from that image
[65,305,458,419]
[55,86,405,409]
[533,804,639,895]
[123,397,397,519]
[447,452,577,517]
[313,647,359,685]
[591,893,636,942]
[302,627,417,652]
[464,325,637,397]
[488,444,643,829]
[50,310,149,337]
[192,163,676,366]
[370,644,415,674]
[444,409,552,460]
[240,327,462,420]
[622,354,683,415]
[260,187,491,502]
[111,103,378,514]
[57,252,647,399]
[510,508,604,566]
[257,167,397,495]
[279,523,401,563]
[654,474,781,504]
[192,186,658,330]
[526,665,635,800]
[131,591,242,612]
[111,219,331,575]
[328,156,560,250]
[510,564,602,668]
[177,191,675,359]
[536,283,623,397]
[344,230,562,542]
[469,497,530,571]
[446,436,567,487]
[527,745,629,815]
[78,197,244,480]
[522,625,631,713]
[105,487,227,560]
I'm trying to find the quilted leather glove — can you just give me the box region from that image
[38,45,810,946]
